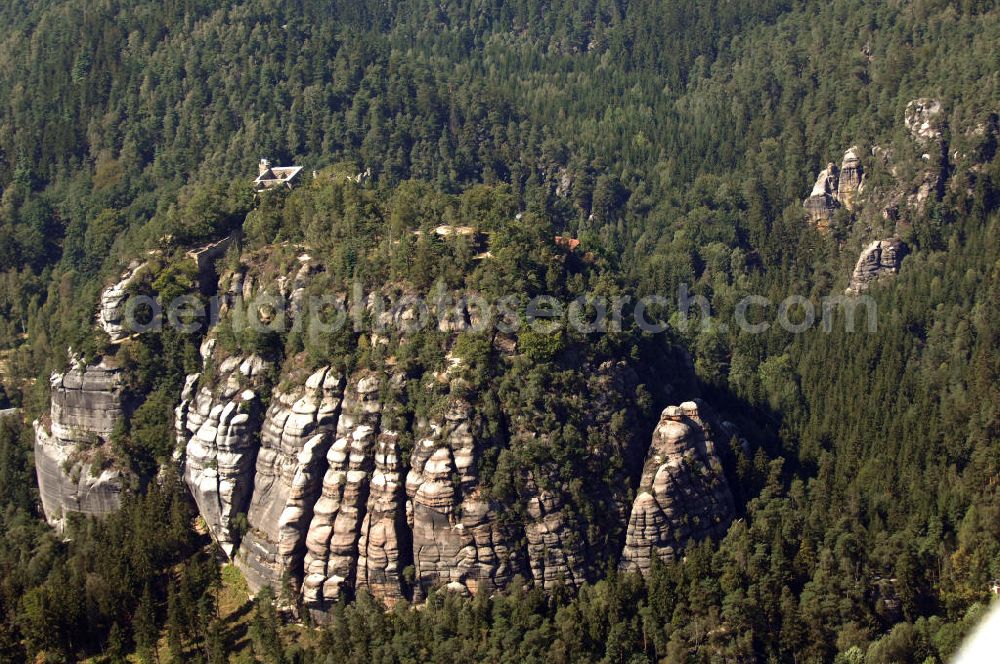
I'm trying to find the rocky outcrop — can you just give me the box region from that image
[803,162,841,229]
[98,262,147,343]
[355,429,409,606]
[905,98,944,143]
[619,400,735,576]
[803,147,867,229]
[301,373,381,616]
[178,340,678,616]
[837,146,864,210]
[34,358,125,530]
[177,348,270,556]
[166,251,739,618]
[187,234,239,295]
[236,366,344,596]
[845,238,907,295]
[405,399,519,599]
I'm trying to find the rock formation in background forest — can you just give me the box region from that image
[845,238,907,295]
[803,146,865,230]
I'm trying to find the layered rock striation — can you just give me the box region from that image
[50,247,742,617]
[300,372,383,614]
[837,146,865,210]
[803,162,841,229]
[620,400,736,575]
[237,366,344,595]
[34,358,126,529]
[404,399,520,600]
[177,347,270,556]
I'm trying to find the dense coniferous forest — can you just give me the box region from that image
[0,0,998,661]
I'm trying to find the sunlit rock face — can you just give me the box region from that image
[235,366,344,596]
[620,400,736,576]
[41,243,746,621]
[300,373,382,618]
[845,238,907,295]
[804,162,841,230]
[34,358,126,530]
[355,429,409,606]
[837,146,865,211]
[98,262,148,343]
[177,351,270,557]
[803,147,866,229]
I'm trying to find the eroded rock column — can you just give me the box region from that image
[620,400,736,575]
[236,367,344,595]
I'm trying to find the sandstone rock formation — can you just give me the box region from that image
[46,247,741,620]
[404,399,519,599]
[236,366,344,596]
[803,162,841,229]
[301,373,382,616]
[522,470,587,588]
[803,147,867,229]
[355,429,409,606]
[905,98,944,143]
[619,400,735,575]
[98,262,148,343]
[177,350,270,556]
[34,358,125,529]
[837,146,864,210]
[845,238,907,295]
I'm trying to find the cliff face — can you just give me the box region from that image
[40,245,740,613]
[177,348,270,557]
[34,359,125,529]
[98,262,147,344]
[404,397,523,600]
[619,400,735,575]
[846,238,907,295]
[803,147,865,230]
[837,146,865,211]
[803,162,841,229]
[182,359,686,615]
[165,254,739,617]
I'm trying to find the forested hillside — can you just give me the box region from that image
[0,0,998,662]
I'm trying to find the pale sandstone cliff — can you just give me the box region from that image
[34,358,125,529]
[168,258,738,618]
[803,146,865,230]
[42,248,741,618]
[620,400,735,575]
